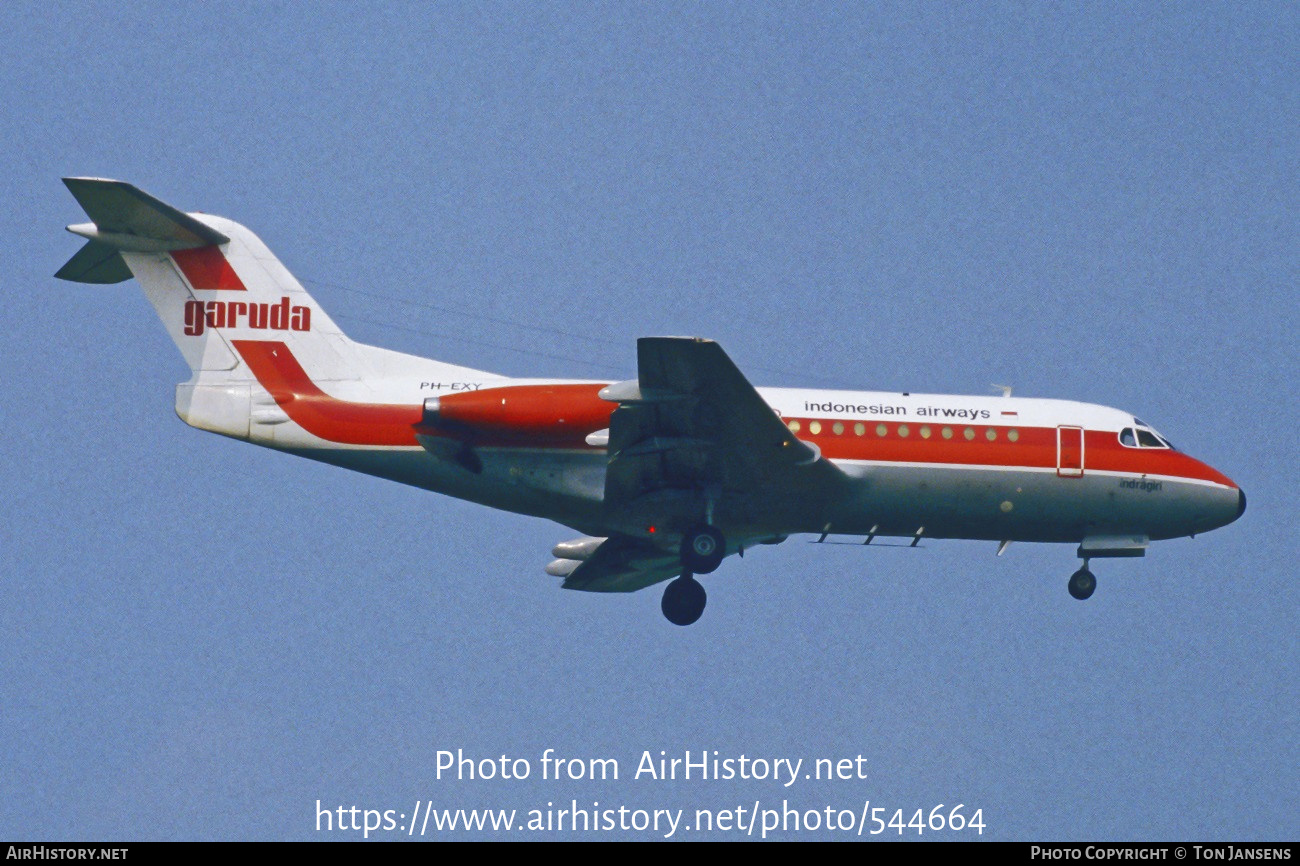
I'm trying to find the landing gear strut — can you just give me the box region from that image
[661,574,707,626]
[1068,561,1097,601]
[680,524,725,574]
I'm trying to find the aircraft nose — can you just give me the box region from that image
[1190,476,1244,535]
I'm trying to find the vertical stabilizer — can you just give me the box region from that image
[58,178,497,442]
[58,178,356,381]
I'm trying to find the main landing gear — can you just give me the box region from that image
[661,574,706,626]
[680,524,725,574]
[661,524,727,625]
[1068,561,1097,601]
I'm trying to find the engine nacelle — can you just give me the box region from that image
[422,384,614,445]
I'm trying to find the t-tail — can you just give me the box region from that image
[56,178,492,442]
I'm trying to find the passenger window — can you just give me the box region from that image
[1120,428,1136,447]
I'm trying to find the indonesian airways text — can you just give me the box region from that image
[803,401,992,421]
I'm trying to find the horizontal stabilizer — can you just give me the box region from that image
[57,178,232,284]
[54,239,133,284]
[62,177,229,248]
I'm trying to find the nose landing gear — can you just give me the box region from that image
[1068,561,1097,601]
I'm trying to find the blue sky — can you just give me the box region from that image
[1,2,1294,840]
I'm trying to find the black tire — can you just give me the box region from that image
[1068,568,1097,601]
[680,525,725,574]
[661,576,707,626]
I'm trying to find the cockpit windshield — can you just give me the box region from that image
[1136,429,1164,448]
[1121,419,1176,450]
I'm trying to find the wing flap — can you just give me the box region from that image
[554,535,681,593]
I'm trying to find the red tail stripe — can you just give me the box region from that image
[232,340,421,446]
[172,246,246,291]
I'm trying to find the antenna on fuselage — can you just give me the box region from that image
[991,384,1013,398]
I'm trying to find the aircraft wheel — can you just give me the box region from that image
[661,575,707,626]
[1068,567,1096,601]
[680,525,725,574]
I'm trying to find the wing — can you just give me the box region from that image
[601,337,848,513]
[547,535,682,593]
[547,338,847,594]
